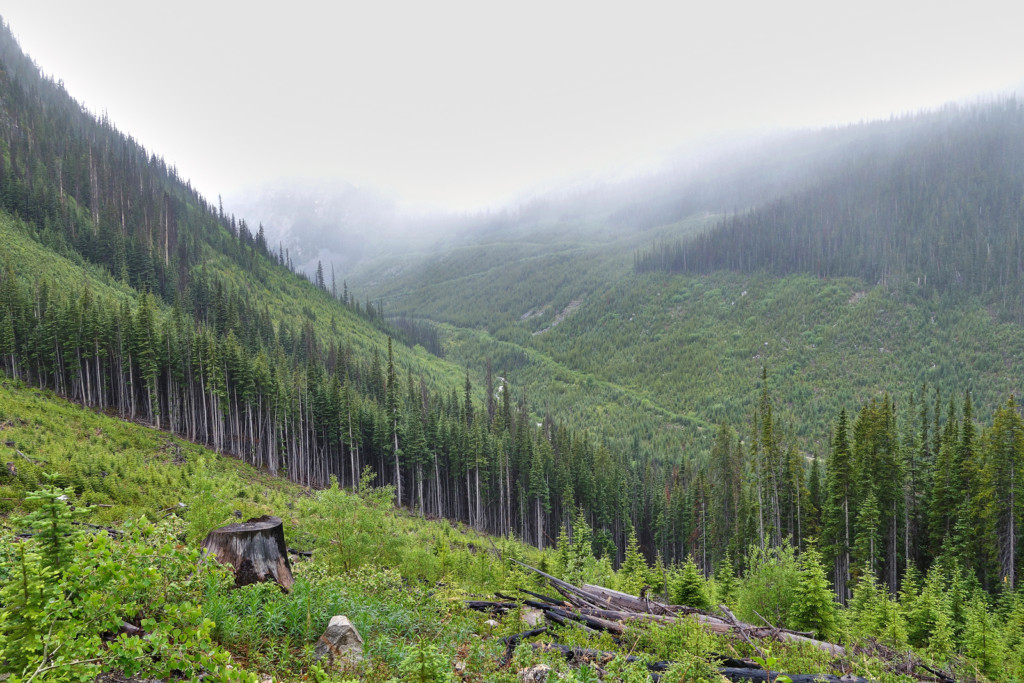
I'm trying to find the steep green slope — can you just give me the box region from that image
[362,99,1024,454]
[388,258,1024,463]
[351,99,1024,587]
[3,380,1020,683]
[0,18,674,565]
[0,379,541,681]
[3,13,1024,680]
[531,270,1024,444]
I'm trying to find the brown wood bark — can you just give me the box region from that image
[510,560,847,657]
[529,642,869,683]
[201,515,294,591]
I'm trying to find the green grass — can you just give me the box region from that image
[0,378,542,681]
[0,379,1008,682]
[0,213,136,304]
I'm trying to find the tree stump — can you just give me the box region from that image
[201,515,294,591]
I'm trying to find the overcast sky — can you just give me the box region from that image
[4,1,1023,211]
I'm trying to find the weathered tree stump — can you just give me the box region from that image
[201,515,294,591]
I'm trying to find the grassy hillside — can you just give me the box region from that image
[0,379,539,681]
[0,203,463,421]
[6,12,1024,679]
[528,270,1024,446]
[4,379,1018,683]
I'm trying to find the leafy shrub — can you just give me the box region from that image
[735,543,800,629]
[0,483,251,681]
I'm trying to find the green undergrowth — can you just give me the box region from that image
[0,379,1003,682]
[0,379,547,680]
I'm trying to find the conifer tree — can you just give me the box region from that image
[529,434,551,548]
[929,401,960,557]
[709,424,741,569]
[824,408,853,603]
[854,490,881,580]
[567,507,593,586]
[716,551,738,608]
[385,337,402,505]
[555,523,572,580]
[987,397,1024,589]
[791,543,839,640]
[671,557,711,609]
[315,261,325,291]
[807,454,823,538]
[619,526,648,596]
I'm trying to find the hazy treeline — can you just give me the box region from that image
[636,101,1024,320]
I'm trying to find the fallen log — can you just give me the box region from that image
[119,621,144,637]
[497,627,547,668]
[201,515,294,591]
[530,642,868,683]
[688,612,845,656]
[15,449,45,465]
[559,604,676,625]
[515,587,565,605]
[710,653,760,669]
[717,668,868,683]
[464,600,518,613]
[509,559,604,608]
[511,560,847,657]
[918,662,958,683]
[582,583,675,616]
[71,521,123,538]
[719,603,767,659]
[542,608,601,635]
[543,603,825,654]
[536,604,624,634]
[531,642,654,667]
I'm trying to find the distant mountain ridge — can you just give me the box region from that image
[637,100,1024,320]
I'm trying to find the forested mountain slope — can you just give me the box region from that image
[5,14,1024,682]
[353,97,1024,586]
[638,101,1024,320]
[0,17,674,564]
[357,100,1024,446]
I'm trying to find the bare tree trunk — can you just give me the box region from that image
[536,498,543,549]
[475,466,482,531]
[434,452,442,517]
[393,425,401,506]
[417,463,424,516]
[1011,466,1017,590]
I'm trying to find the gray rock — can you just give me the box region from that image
[518,663,553,682]
[313,615,364,664]
[521,607,544,627]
